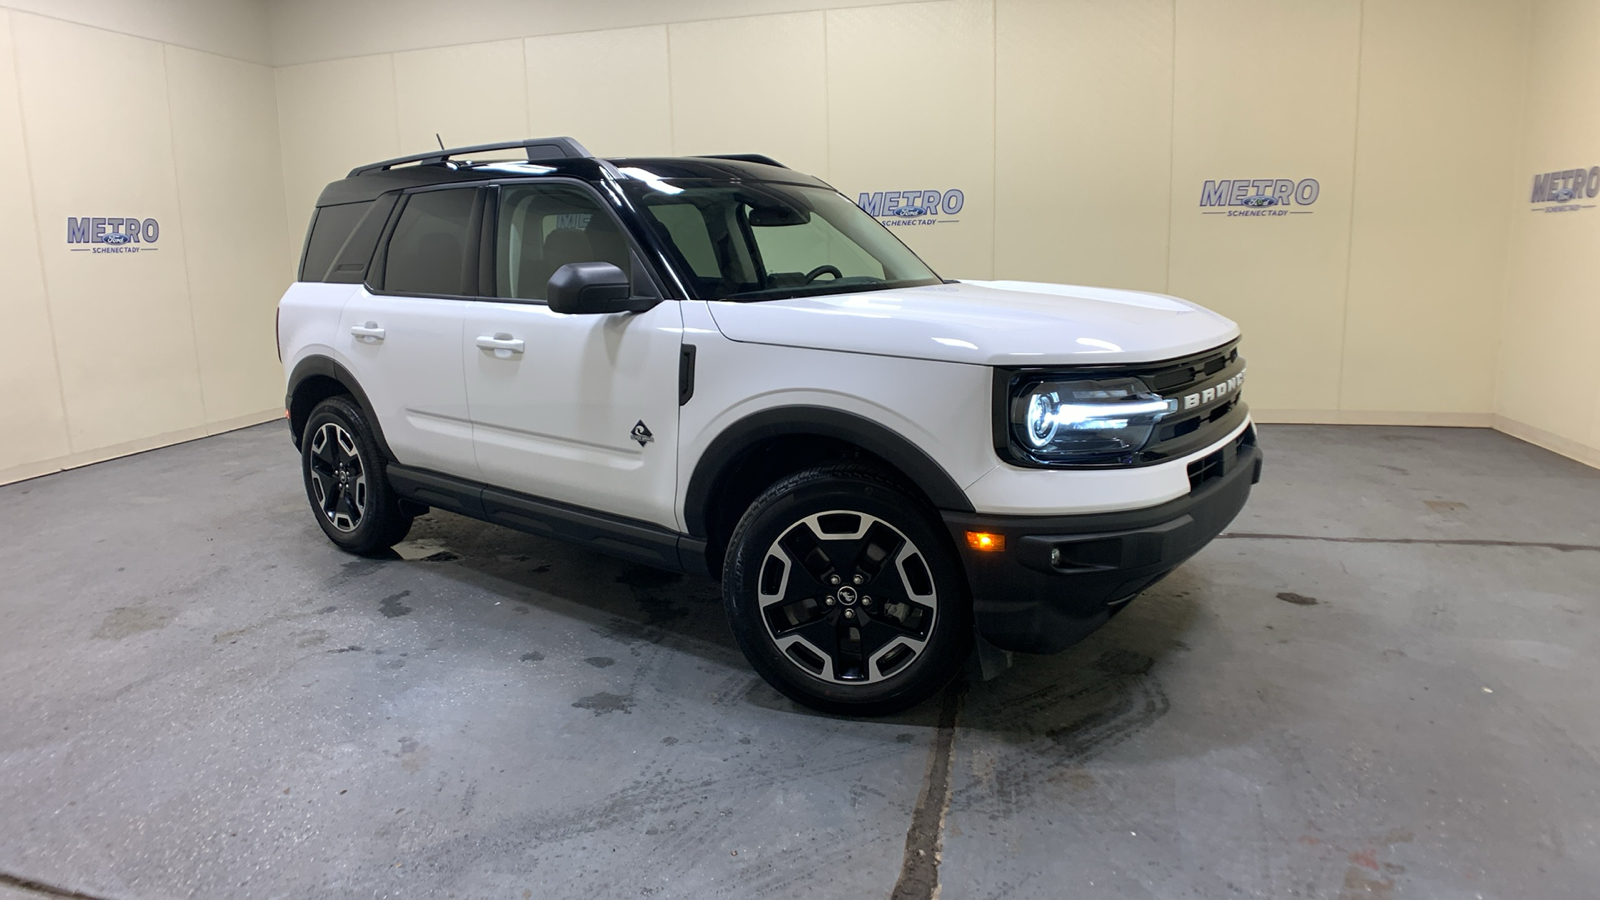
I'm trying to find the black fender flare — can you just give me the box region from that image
[682,406,975,538]
[285,355,396,462]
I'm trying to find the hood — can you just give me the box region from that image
[703,279,1240,367]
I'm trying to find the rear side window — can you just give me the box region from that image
[383,189,478,296]
[300,201,371,281]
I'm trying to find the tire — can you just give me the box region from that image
[300,395,413,555]
[722,464,971,716]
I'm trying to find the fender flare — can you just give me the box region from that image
[285,355,396,462]
[682,406,975,538]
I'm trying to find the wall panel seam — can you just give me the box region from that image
[664,25,676,155]
[1333,0,1366,412]
[7,8,76,454]
[159,43,211,426]
[1491,0,1540,419]
[1163,0,1176,295]
[988,0,996,280]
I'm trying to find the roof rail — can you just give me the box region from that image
[348,136,592,177]
[696,153,787,169]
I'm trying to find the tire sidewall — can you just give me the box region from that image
[724,470,970,715]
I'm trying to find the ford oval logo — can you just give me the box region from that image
[1551,187,1576,202]
[1240,195,1278,208]
[893,205,929,218]
[102,232,132,245]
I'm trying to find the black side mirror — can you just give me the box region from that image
[547,262,657,314]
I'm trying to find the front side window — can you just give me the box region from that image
[622,180,941,301]
[496,183,632,301]
[383,189,478,295]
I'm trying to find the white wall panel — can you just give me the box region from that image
[826,0,995,279]
[1340,0,1528,416]
[165,44,293,425]
[669,13,828,173]
[1167,0,1362,413]
[275,54,400,276]
[0,9,70,479]
[525,26,671,158]
[1496,0,1600,461]
[396,39,528,153]
[994,0,1173,292]
[13,13,207,452]
[0,0,271,64]
[267,0,934,67]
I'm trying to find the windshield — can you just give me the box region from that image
[620,180,942,301]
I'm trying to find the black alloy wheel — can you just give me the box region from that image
[300,395,413,555]
[723,464,970,716]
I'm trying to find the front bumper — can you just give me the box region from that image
[943,427,1262,654]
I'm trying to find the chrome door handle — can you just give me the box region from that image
[476,333,525,357]
[350,322,385,341]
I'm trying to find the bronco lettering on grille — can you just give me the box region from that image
[1181,370,1245,411]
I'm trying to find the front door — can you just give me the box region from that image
[462,182,683,531]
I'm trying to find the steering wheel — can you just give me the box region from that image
[803,265,843,284]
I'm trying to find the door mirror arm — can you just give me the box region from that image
[547,262,660,314]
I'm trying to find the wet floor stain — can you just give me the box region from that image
[572,692,633,715]
[91,604,174,640]
[380,591,413,618]
[584,656,615,668]
[520,651,545,662]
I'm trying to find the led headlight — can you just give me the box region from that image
[1007,376,1177,465]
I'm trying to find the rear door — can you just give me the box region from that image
[461,181,683,530]
[337,187,482,478]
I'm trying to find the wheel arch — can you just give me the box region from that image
[683,407,974,572]
[285,355,396,461]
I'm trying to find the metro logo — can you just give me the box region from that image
[857,189,964,226]
[66,216,161,253]
[1199,179,1320,208]
[1529,167,1598,213]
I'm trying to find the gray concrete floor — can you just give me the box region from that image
[1,424,1597,899]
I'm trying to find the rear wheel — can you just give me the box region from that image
[301,395,412,555]
[723,464,971,716]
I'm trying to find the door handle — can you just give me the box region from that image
[350,322,385,342]
[476,333,525,358]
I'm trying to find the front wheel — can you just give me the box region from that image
[722,464,971,716]
[300,395,412,555]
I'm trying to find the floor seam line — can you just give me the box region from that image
[889,681,965,900]
[1220,532,1600,553]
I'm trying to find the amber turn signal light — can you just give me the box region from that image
[966,531,1006,552]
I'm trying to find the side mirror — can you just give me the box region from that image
[547,262,657,314]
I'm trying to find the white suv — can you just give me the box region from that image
[278,137,1262,715]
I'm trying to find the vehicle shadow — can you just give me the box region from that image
[385,509,1211,744]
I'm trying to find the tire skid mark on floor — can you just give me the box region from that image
[951,648,1171,820]
[0,871,118,900]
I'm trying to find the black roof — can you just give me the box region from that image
[315,136,828,207]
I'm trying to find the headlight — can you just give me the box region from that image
[1006,376,1177,465]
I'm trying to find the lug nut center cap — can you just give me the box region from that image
[836,586,858,606]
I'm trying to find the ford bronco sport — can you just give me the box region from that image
[278,137,1261,715]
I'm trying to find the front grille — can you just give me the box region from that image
[1135,341,1247,464]
[1187,423,1256,491]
